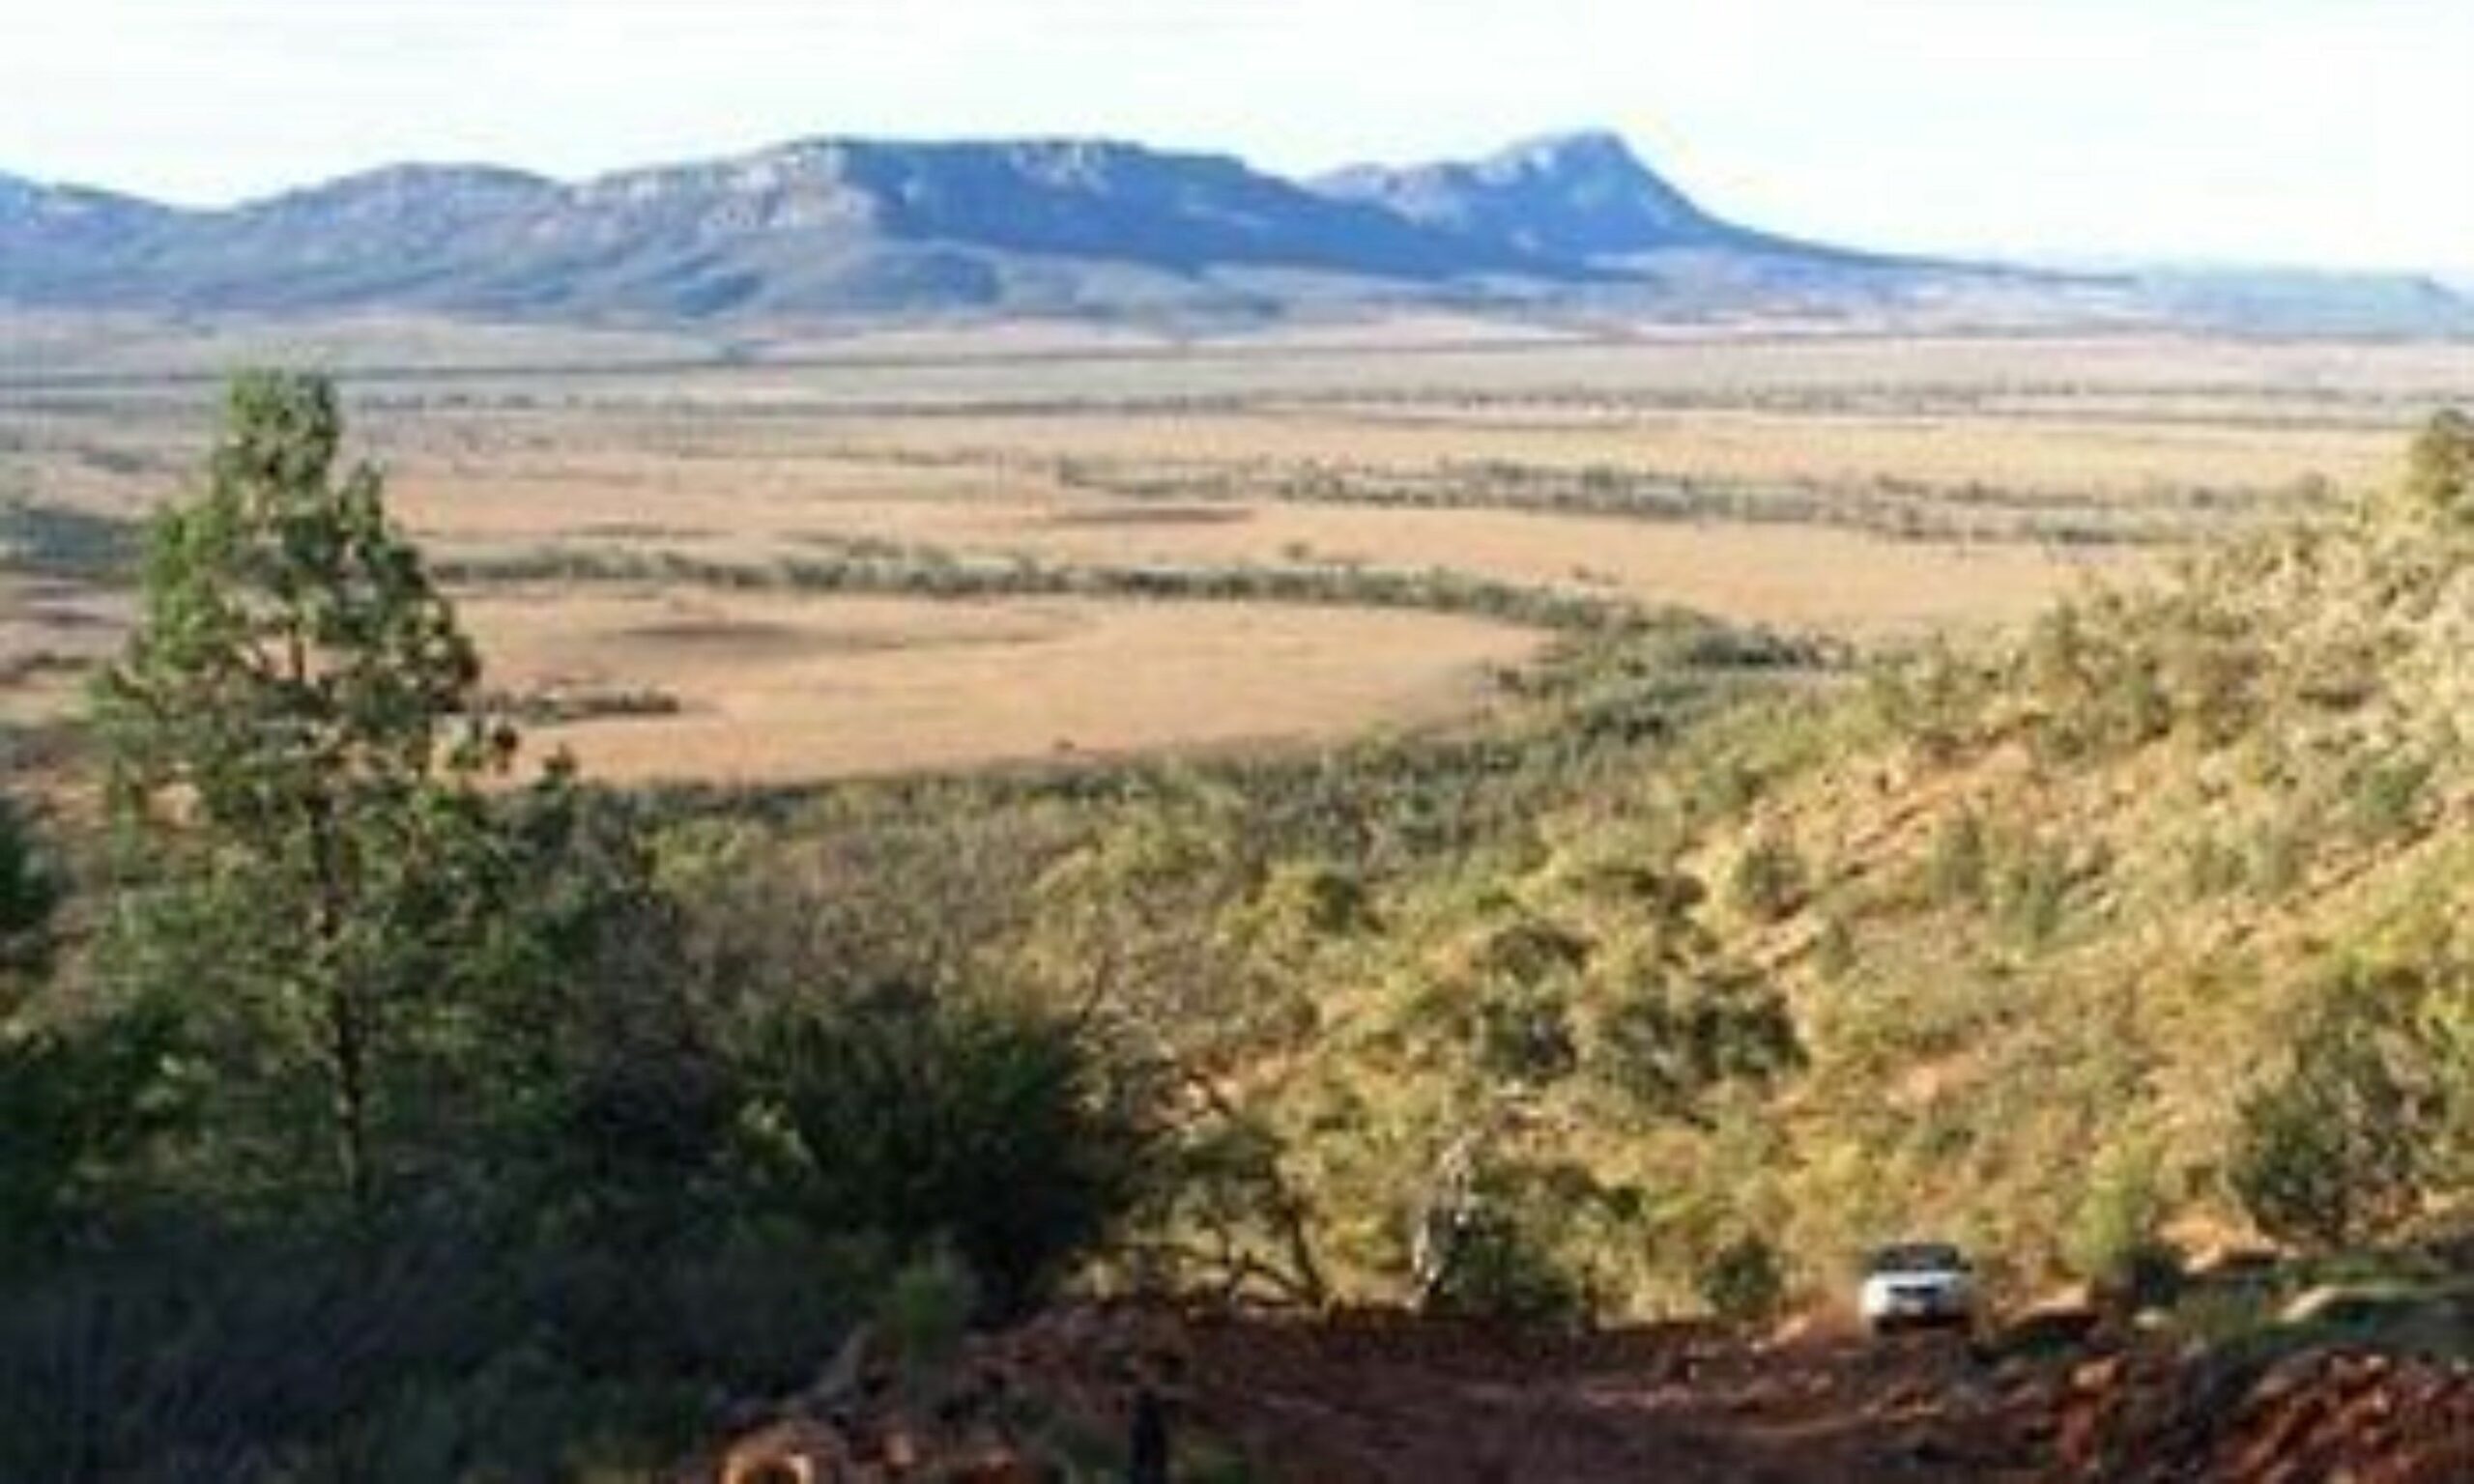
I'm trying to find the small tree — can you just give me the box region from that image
[1728,834,1807,923]
[1591,962,1801,1127]
[2229,983,2436,1249]
[1475,982,1581,1086]
[2064,1131,2178,1305]
[1698,1234,1787,1327]
[739,982,1151,1317]
[2404,409,2474,522]
[95,371,518,1215]
[1413,1151,1597,1327]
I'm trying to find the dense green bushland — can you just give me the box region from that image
[0,376,1159,1477]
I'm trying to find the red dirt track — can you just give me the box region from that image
[696,1306,2474,1483]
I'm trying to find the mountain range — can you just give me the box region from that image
[2,130,2465,333]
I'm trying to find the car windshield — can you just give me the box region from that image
[1867,1242,1966,1274]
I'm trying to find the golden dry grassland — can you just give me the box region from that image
[8,322,2471,781]
[458,588,1539,784]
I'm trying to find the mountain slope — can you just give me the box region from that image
[1313,128,1755,259]
[0,174,174,301]
[0,131,2463,331]
[667,139,1551,276]
[0,137,1600,321]
[0,132,1958,323]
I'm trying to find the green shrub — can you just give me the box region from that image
[2064,1133,2178,1305]
[1866,642,1975,761]
[740,982,1153,1316]
[2102,659,2174,752]
[2346,754,2432,843]
[0,1010,174,1279]
[1997,837,2075,947]
[1589,970,1801,1122]
[1422,1205,1586,1324]
[1698,1234,1787,1326]
[1416,1161,1598,1327]
[877,1246,980,1382]
[1474,982,1580,1086]
[2229,986,2436,1249]
[1927,809,1989,907]
[1729,834,1808,922]
[2404,409,2474,522]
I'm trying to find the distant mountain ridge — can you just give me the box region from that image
[1316,129,1754,259]
[0,133,1683,319]
[2,131,2465,333]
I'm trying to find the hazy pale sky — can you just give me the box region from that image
[4,0,2468,272]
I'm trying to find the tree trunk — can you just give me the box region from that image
[289,620,374,1217]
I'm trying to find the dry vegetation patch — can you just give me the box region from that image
[458,587,1541,784]
[835,405,2396,496]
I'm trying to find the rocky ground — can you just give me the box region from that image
[683,1304,2474,1483]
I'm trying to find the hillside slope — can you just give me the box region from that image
[963,415,2474,1317]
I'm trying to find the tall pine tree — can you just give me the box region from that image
[97,371,520,1215]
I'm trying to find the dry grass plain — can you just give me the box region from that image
[825,405,2399,495]
[458,587,1539,784]
[8,320,2472,782]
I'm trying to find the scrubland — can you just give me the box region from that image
[11,322,2474,1478]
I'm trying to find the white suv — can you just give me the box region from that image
[1858,1241,1975,1335]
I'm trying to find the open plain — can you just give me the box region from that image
[9,320,2474,781]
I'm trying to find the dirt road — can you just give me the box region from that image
[1147,1311,2049,1483]
[696,1305,2474,1483]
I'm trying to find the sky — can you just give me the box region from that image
[2,0,2468,273]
